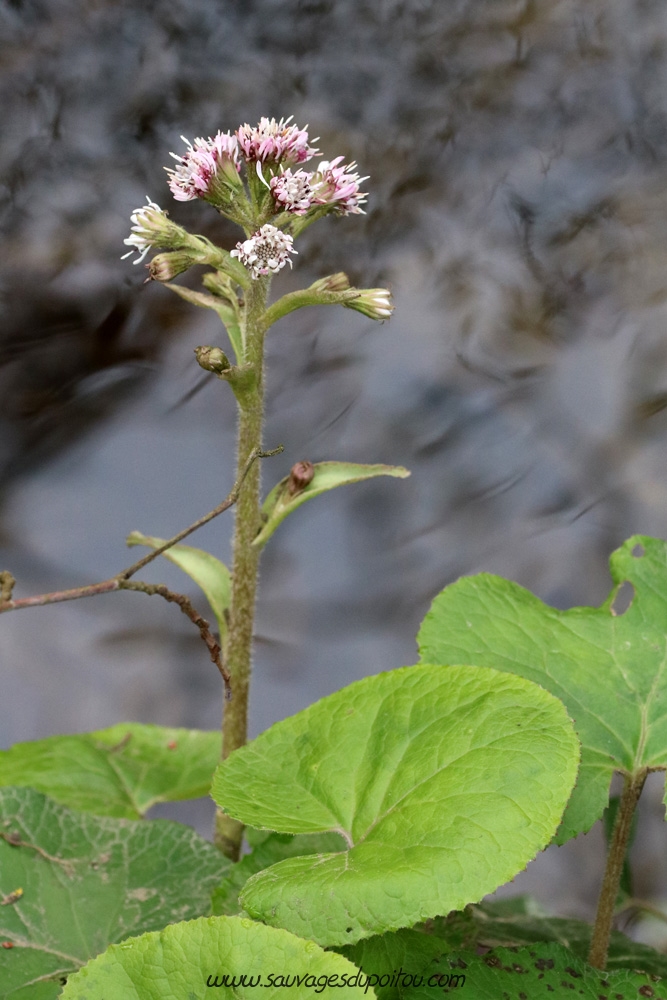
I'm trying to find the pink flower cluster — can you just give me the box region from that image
[236,116,319,165]
[269,157,368,217]
[230,224,297,279]
[164,119,367,218]
[166,131,239,202]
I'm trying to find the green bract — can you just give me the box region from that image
[0,787,230,998]
[61,916,371,1000]
[126,533,231,650]
[0,723,220,818]
[418,534,667,843]
[253,461,410,548]
[212,663,579,945]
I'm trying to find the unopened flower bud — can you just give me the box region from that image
[308,272,351,294]
[344,288,394,321]
[122,198,192,264]
[288,460,315,495]
[146,250,201,282]
[194,346,231,373]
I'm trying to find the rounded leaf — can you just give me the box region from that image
[212,664,579,945]
[418,534,667,842]
[61,916,372,999]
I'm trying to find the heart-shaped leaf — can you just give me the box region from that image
[418,534,667,843]
[252,461,410,548]
[126,533,231,649]
[61,915,372,999]
[387,942,667,1000]
[0,724,220,818]
[0,787,230,998]
[212,664,579,945]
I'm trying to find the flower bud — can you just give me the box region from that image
[146,250,202,282]
[288,460,315,495]
[308,272,351,294]
[194,346,231,373]
[344,287,394,321]
[122,198,192,264]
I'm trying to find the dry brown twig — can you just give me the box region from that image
[0,445,283,697]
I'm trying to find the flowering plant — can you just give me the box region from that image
[1,119,666,998]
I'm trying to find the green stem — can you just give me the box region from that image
[588,769,648,969]
[214,276,270,859]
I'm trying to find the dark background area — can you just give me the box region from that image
[2,0,667,939]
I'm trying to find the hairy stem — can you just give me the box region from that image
[588,769,648,969]
[214,276,270,859]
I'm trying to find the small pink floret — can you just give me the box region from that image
[236,116,319,165]
[269,169,315,215]
[166,131,239,202]
[312,157,368,215]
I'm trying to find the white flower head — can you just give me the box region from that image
[121,197,167,264]
[230,224,297,279]
[346,287,394,321]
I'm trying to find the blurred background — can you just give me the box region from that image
[2,0,667,936]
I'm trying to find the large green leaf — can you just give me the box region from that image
[212,663,579,945]
[0,787,230,998]
[340,928,456,1000]
[126,533,231,649]
[252,461,410,548]
[388,942,666,1000]
[0,723,220,818]
[61,915,372,999]
[212,831,346,916]
[458,898,667,979]
[342,910,667,998]
[418,534,667,843]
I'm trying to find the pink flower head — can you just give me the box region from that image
[165,131,240,202]
[230,223,297,279]
[312,157,368,215]
[269,169,315,215]
[236,116,319,166]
